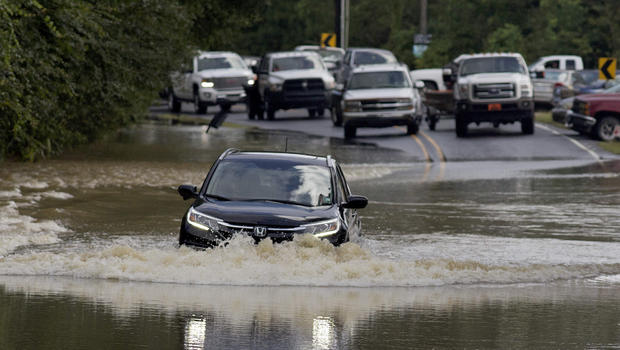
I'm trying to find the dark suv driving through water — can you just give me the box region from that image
[177,149,368,247]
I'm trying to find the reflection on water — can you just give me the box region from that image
[313,317,336,350]
[185,317,207,350]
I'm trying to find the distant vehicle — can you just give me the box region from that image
[252,51,335,120]
[409,68,446,90]
[532,69,567,105]
[168,51,254,114]
[177,149,368,248]
[294,45,345,76]
[410,68,448,130]
[529,55,584,72]
[337,48,398,84]
[551,69,607,105]
[567,93,620,141]
[332,63,423,139]
[242,55,260,71]
[552,84,620,124]
[452,53,534,136]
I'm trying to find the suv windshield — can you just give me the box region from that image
[206,159,333,207]
[272,56,323,72]
[353,51,396,65]
[348,71,410,89]
[197,56,246,71]
[460,57,525,76]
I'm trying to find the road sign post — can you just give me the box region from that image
[598,57,617,80]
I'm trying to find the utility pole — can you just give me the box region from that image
[420,0,427,36]
[335,0,341,47]
[336,0,349,49]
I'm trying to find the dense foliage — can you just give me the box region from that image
[1,0,618,160]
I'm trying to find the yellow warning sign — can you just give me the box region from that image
[599,57,616,80]
[321,33,336,48]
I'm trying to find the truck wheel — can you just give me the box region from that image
[455,114,468,137]
[194,93,207,114]
[594,115,619,141]
[331,105,343,126]
[265,100,276,120]
[521,116,534,135]
[220,103,231,112]
[308,109,317,118]
[428,114,438,131]
[317,108,325,117]
[344,124,356,139]
[168,90,181,113]
[407,122,419,135]
[247,101,256,120]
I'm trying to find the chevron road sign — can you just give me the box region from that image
[598,57,616,80]
[321,33,336,48]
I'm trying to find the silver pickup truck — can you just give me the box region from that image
[168,51,254,114]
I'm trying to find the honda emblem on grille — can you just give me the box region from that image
[253,226,267,237]
[301,80,308,90]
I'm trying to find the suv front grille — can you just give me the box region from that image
[212,76,247,90]
[474,83,514,99]
[218,221,303,238]
[572,99,588,115]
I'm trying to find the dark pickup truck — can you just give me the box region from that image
[567,93,620,141]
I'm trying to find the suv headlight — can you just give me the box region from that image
[344,100,362,112]
[324,78,336,90]
[302,218,340,238]
[396,98,414,110]
[187,207,221,232]
[200,79,214,88]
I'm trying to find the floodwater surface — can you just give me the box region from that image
[1,122,619,349]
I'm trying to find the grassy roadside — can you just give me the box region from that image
[535,111,620,155]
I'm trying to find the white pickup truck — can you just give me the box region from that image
[452,53,534,137]
[168,51,254,114]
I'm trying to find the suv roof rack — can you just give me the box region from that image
[219,148,240,160]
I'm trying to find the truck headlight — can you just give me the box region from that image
[458,84,469,98]
[520,84,532,97]
[325,79,336,90]
[247,79,255,86]
[268,77,284,91]
[344,100,362,112]
[187,207,221,232]
[302,218,340,238]
[200,79,214,88]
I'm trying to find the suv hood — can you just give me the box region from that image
[344,88,414,100]
[459,72,526,85]
[194,199,336,227]
[197,68,252,79]
[575,92,620,102]
[270,69,330,81]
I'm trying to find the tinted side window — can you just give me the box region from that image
[566,60,576,70]
[544,60,560,69]
[259,56,270,73]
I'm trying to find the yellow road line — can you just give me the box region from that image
[420,131,447,163]
[411,134,431,162]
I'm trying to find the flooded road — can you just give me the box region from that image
[1,121,620,349]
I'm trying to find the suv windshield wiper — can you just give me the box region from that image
[204,193,231,201]
[246,198,312,207]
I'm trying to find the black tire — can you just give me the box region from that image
[317,108,325,117]
[194,93,207,114]
[168,90,181,113]
[455,113,468,137]
[344,124,356,139]
[266,102,275,120]
[308,109,316,118]
[428,112,438,131]
[331,105,343,126]
[407,122,419,135]
[521,116,534,135]
[594,115,619,141]
[220,103,231,112]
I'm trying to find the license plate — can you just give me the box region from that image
[488,104,502,111]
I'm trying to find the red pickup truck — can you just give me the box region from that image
[567,93,620,141]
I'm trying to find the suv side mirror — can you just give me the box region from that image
[414,80,425,89]
[343,195,368,209]
[251,66,258,74]
[178,184,198,200]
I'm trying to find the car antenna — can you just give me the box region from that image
[284,137,288,152]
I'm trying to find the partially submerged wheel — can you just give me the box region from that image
[407,122,419,135]
[194,93,207,114]
[521,117,534,134]
[331,105,343,126]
